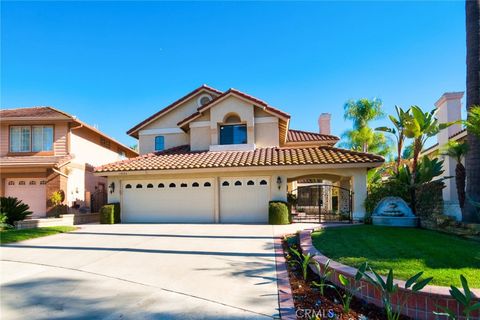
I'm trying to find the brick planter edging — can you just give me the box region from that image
[274,236,296,320]
[299,228,480,320]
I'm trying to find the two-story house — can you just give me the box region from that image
[96,85,384,223]
[0,106,138,217]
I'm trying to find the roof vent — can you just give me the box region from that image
[197,94,213,107]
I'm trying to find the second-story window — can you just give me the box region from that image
[220,124,247,145]
[10,125,53,153]
[155,136,165,151]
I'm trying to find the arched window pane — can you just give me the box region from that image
[204,182,211,187]
[260,180,268,185]
[234,180,242,186]
[169,183,176,188]
[125,184,132,189]
[147,183,153,188]
[192,182,199,187]
[136,184,143,189]
[222,181,229,187]
[158,183,165,188]
[247,180,254,186]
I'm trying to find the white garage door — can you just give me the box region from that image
[122,178,215,223]
[220,177,270,223]
[5,178,47,217]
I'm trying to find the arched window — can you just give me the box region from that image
[204,182,211,187]
[158,183,165,188]
[40,180,46,185]
[8,181,14,186]
[181,183,187,188]
[234,180,242,186]
[125,184,132,189]
[224,113,241,124]
[169,183,176,188]
[19,181,26,185]
[260,180,268,185]
[222,181,230,187]
[147,183,153,188]
[247,180,254,186]
[192,182,199,187]
[29,181,36,185]
[136,184,143,189]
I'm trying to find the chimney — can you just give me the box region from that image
[318,113,331,135]
[435,92,463,147]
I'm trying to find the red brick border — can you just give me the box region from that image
[274,236,296,320]
[299,228,480,320]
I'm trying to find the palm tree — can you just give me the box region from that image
[341,98,390,155]
[376,106,410,172]
[442,141,469,208]
[403,106,451,213]
[464,0,480,222]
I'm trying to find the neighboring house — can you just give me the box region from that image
[96,85,384,223]
[0,106,138,217]
[421,92,467,221]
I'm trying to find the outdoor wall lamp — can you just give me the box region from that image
[109,182,115,194]
[276,176,282,190]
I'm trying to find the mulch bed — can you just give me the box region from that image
[283,235,411,320]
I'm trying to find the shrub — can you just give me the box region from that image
[0,197,32,225]
[365,179,409,214]
[109,202,121,223]
[100,205,115,224]
[100,203,121,224]
[0,213,13,230]
[268,202,290,225]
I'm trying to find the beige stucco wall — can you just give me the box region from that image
[139,132,189,154]
[255,121,279,147]
[142,96,202,130]
[190,126,210,151]
[70,127,126,167]
[209,96,255,145]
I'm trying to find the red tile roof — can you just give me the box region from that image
[286,129,339,144]
[95,145,384,173]
[127,85,223,137]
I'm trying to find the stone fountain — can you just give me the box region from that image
[372,197,418,227]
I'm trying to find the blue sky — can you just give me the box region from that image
[1,1,466,148]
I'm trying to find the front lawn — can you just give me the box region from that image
[311,225,480,288]
[0,226,77,244]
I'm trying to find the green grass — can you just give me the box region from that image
[0,226,77,244]
[311,225,480,288]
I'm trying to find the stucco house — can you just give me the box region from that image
[95,85,384,223]
[421,92,467,221]
[0,106,138,217]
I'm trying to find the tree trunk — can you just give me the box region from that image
[411,140,422,215]
[456,163,467,208]
[464,0,480,222]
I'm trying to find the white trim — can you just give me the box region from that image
[209,144,256,152]
[138,128,184,135]
[254,117,278,124]
[189,121,210,128]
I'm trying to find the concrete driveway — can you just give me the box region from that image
[0,223,315,320]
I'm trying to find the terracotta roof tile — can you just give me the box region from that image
[95,145,383,173]
[287,129,339,143]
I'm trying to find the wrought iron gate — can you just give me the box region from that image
[90,190,107,213]
[291,184,353,223]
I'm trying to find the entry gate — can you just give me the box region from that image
[291,184,353,223]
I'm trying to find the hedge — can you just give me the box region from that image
[268,201,290,225]
[100,203,121,224]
